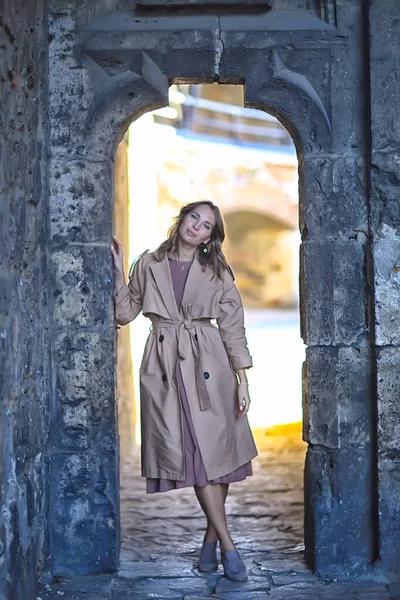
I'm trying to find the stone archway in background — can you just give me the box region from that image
[47,4,376,580]
[223,210,298,308]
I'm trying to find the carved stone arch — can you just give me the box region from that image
[219,48,333,156]
[48,4,374,581]
[245,73,331,157]
[82,52,169,158]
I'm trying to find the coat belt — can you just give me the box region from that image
[150,306,214,411]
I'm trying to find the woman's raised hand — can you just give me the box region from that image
[111,236,124,274]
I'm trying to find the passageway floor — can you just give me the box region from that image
[39,425,398,600]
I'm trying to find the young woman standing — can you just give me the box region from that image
[111,201,258,581]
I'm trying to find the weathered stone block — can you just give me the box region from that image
[49,158,113,244]
[52,452,119,576]
[0,1,51,597]
[220,11,334,36]
[376,347,400,453]
[12,396,49,480]
[369,2,400,152]
[304,444,374,577]
[241,46,332,156]
[81,47,170,156]
[0,317,18,403]
[300,239,367,346]
[373,226,400,345]
[371,152,400,232]
[119,577,208,598]
[118,561,196,579]
[329,7,364,154]
[378,457,400,578]
[0,273,15,317]
[51,245,114,328]
[303,346,371,449]
[300,156,368,240]
[53,330,116,451]
[49,10,91,149]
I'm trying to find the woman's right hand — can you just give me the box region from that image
[111,236,124,274]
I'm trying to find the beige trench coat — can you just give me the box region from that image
[114,251,258,480]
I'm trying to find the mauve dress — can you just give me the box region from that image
[146,258,253,494]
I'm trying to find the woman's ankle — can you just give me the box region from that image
[204,534,218,544]
[220,540,235,553]
[204,528,218,544]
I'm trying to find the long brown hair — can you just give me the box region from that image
[154,201,230,280]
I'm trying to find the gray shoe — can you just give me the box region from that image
[221,548,248,582]
[198,540,218,572]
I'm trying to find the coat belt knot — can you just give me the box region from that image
[181,304,194,332]
[151,305,212,411]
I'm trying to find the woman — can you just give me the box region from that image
[111,201,258,582]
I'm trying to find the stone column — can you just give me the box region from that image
[225,9,374,571]
[48,4,168,574]
[369,0,400,579]
[0,1,51,595]
[299,9,376,572]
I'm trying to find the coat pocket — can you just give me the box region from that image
[205,326,234,373]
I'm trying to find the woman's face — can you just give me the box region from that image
[178,204,216,248]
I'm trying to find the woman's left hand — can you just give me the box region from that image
[237,384,251,419]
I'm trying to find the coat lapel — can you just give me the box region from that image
[150,255,181,321]
[180,255,206,308]
[150,254,208,319]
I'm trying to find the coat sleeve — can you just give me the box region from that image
[217,267,253,370]
[113,253,146,325]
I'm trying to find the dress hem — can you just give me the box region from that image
[146,469,252,494]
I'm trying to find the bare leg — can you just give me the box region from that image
[202,484,228,543]
[194,483,234,553]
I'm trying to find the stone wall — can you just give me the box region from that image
[369,0,400,579]
[3,0,400,594]
[47,0,168,575]
[47,0,374,578]
[0,3,50,600]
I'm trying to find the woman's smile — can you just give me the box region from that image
[186,228,197,238]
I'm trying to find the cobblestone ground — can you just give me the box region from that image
[39,425,399,600]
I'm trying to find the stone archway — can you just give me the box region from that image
[223,209,297,308]
[47,4,376,579]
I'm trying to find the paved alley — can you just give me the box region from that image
[39,426,399,600]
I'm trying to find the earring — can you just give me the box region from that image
[201,243,208,254]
